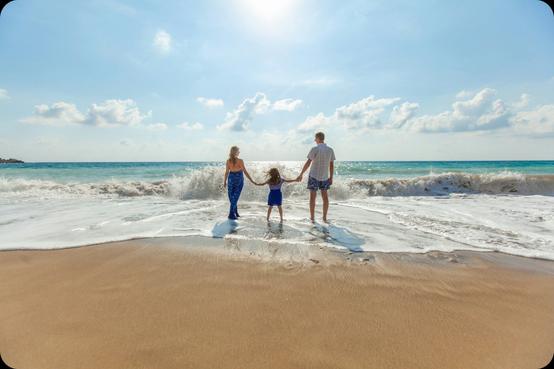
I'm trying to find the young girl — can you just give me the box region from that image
[255,168,298,222]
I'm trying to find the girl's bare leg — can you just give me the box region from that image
[267,206,272,221]
[278,206,283,223]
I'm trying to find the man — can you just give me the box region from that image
[297,132,335,222]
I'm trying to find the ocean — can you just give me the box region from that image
[1,161,553,259]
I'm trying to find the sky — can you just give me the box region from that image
[0,0,553,162]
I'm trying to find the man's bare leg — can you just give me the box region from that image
[309,191,316,222]
[321,190,329,222]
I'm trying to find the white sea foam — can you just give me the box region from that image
[1,167,553,199]
[1,166,553,260]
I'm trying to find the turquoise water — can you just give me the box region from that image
[1,161,553,183]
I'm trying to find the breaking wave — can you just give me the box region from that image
[347,171,554,196]
[1,168,554,199]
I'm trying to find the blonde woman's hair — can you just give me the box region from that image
[229,146,239,165]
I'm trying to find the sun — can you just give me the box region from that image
[238,0,296,24]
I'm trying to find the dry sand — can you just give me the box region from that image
[0,238,553,369]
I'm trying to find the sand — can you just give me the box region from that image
[0,238,553,369]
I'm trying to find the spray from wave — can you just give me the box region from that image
[348,171,554,196]
[1,167,554,199]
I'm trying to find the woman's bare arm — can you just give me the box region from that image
[240,160,256,184]
[223,160,230,187]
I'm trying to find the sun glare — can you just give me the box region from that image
[238,0,296,24]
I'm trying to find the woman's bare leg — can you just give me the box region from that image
[267,206,272,221]
[278,206,283,223]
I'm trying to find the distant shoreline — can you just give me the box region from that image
[0,158,24,163]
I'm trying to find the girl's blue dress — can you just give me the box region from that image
[268,179,283,206]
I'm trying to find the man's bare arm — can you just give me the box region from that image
[329,160,334,184]
[297,159,312,181]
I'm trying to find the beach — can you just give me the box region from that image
[1,161,554,368]
[3,0,554,366]
[1,237,553,369]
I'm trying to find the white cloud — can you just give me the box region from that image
[452,88,498,117]
[455,90,474,99]
[196,97,224,109]
[297,113,331,133]
[294,89,551,136]
[408,88,511,133]
[21,102,86,126]
[389,102,419,129]
[297,95,402,133]
[218,92,271,131]
[216,93,303,131]
[513,93,530,109]
[0,88,9,100]
[22,99,150,127]
[273,98,302,111]
[178,121,204,130]
[85,99,150,127]
[511,104,554,135]
[153,30,172,53]
[336,96,401,129]
[146,122,168,131]
[252,94,272,114]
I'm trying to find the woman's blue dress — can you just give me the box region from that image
[227,171,243,219]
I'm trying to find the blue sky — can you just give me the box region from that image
[0,0,553,161]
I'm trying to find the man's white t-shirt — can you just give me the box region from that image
[307,143,336,181]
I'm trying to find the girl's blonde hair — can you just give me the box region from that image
[229,146,239,165]
[266,168,281,186]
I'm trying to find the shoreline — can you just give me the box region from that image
[4,160,554,163]
[2,234,554,270]
[1,237,553,369]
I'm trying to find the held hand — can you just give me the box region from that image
[328,177,333,185]
[296,175,303,182]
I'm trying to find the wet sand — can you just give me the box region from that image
[0,238,553,369]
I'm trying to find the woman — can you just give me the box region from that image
[223,146,256,220]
